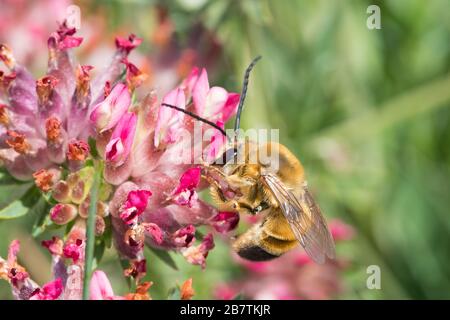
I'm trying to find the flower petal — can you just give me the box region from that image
[90,270,115,300]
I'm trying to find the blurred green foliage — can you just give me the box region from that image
[1,0,450,299]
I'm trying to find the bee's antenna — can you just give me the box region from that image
[161,103,230,140]
[234,56,262,133]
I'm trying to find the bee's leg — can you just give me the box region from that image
[199,160,226,176]
[233,201,261,215]
[201,173,220,187]
[203,174,225,200]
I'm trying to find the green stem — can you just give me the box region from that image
[82,162,102,300]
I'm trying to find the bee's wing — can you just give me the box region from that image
[261,173,336,264]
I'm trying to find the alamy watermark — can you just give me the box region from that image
[366,265,381,290]
[367,5,381,30]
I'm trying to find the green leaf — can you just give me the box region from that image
[147,246,179,271]
[0,186,41,220]
[31,197,53,237]
[0,170,32,210]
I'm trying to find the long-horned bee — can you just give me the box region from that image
[162,57,335,264]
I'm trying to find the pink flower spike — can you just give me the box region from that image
[210,212,240,234]
[172,167,201,207]
[105,112,137,166]
[90,83,131,133]
[154,87,186,147]
[30,278,63,300]
[120,190,152,225]
[90,270,115,300]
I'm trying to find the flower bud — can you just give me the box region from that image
[90,83,131,133]
[50,204,78,225]
[95,216,106,236]
[105,111,137,167]
[52,180,70,203]
[70,180,85,204]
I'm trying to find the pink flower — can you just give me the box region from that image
[62,239,84,263]
[143,223,164,245]
[41,237,64,256]
[49,21,83,50]
[210,211,240,233]
[154,87,186,147]
[30,278,63,300]
[90,83,131,133]
[120,189,152,225]
[89,270,118,300]
[181,233,215,269]
[190,68,240,122]
[121,58,148,91]
[203,120,227,162]
[105,111,137,166]
[115,34,143,54]
[171,167,201,207]
[172,225,196,247]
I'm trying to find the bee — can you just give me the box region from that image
[162,57,335,264]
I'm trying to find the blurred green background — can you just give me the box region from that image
[1,0,450,299]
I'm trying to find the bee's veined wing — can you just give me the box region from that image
[261,173,336,264]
